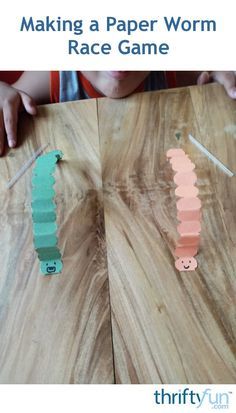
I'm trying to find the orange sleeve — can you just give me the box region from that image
[50,71,60,103]
[165,71,177,89]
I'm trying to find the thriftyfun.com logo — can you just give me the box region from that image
[154,388,232,409]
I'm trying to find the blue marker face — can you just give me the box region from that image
[46,263,56,273]
[40,259,63,275]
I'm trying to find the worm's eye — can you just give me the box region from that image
[189,260,191,263]
[181,260,184,263]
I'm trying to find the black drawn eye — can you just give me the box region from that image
[54,262,56,265]
[189,260,191,263]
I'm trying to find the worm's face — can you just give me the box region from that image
[40,259,63,275]
[175,257,197,271]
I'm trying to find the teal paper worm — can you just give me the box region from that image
[31,150,63,275]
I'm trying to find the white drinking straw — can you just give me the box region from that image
[6,143,49,189]
[188,134,234,177]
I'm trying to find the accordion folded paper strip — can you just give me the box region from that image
[31,150,63,275]
[166,148,202,272]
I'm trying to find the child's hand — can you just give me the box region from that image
[197,71,236,99]
[0,81,37,156]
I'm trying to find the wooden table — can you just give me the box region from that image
[0,83,235,383]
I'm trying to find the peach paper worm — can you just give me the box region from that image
[166,148,202,271]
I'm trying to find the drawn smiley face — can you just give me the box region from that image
[175,256,197,271]
[46,262,57,273]
[40,259,63,275]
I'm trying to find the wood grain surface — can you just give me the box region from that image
[0,100,114,383]
[0,83,235,384]
[98,84,236,383]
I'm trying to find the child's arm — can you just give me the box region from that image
[0,71,50,156]
[176,71,236,99]
[197,71,236,99]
